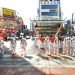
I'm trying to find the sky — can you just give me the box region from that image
[0,0,75,29]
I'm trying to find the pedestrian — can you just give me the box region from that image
[20,38,27,56]
[10,38,16,55]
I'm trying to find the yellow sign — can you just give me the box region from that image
[3,8,16,18]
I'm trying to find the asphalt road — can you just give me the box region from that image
[0,67,75,75]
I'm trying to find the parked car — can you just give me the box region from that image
[20,33,24,39]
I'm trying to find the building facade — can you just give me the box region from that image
[0,7,18,28]
[31,0,64,37]
[39,0,61,20]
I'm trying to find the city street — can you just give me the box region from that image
[0,0,75,75]
[0,39,75,75]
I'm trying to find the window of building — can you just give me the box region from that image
[49,9,58,12]
[54,0,60,1]
[44,0,47,1]
[41,12,58,16]
[41,5,58,9]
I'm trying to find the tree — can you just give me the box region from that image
[16,16,24,25]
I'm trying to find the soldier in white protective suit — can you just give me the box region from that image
[63,37,71,55]
[0,39,4,55]
[34,37,41,55]
[10,38,16,55]
[44,36,50,55]
[70,36,75,56]
[20,38,27,56]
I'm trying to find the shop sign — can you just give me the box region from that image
[3,8,16,18]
